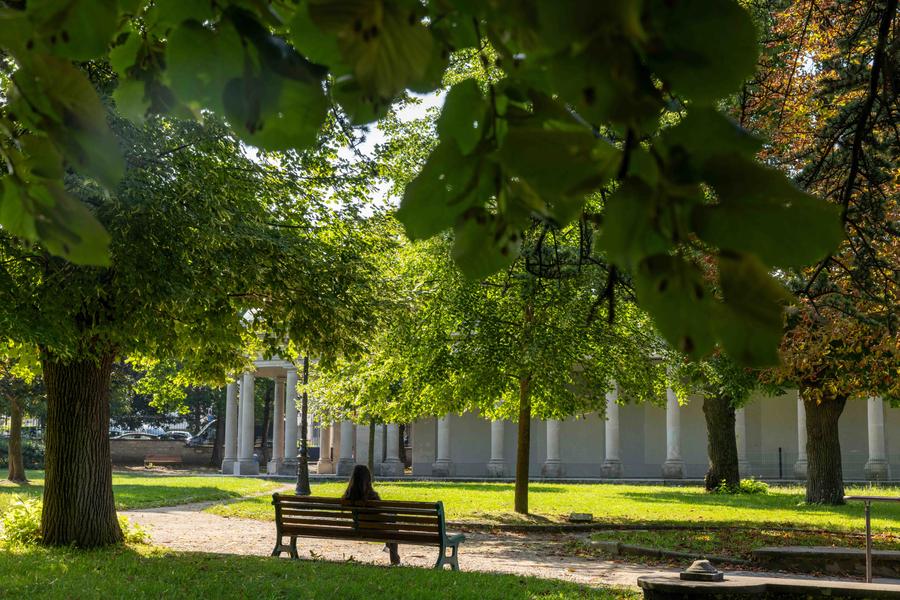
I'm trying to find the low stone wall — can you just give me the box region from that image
[110,439,213,467]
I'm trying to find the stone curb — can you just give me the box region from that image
[590,539,750,566]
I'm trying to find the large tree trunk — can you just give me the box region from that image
[295,356,311,496]
[41,352,123,547]
[702,395,740,492]
[8,394,27,483]
[514,375,531,514]
[805,395,847,505]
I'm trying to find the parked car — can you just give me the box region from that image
[160,430,192,442]
[187,420,216,447]
[112,432,161,440]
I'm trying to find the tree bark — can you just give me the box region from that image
[805,395,847,505]
[514,375,531,514]
[295,356,311,496]
[8,394,27,483]
[702,395,740,492]
[41,351,123,547]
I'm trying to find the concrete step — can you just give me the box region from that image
[753,546,900,578]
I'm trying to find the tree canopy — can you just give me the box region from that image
[0,0,848,367]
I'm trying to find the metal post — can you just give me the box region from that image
[865,500,872,583]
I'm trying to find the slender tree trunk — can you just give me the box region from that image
[210,401,225,467]
[514,375,531,514]
[41,351,123,547]
[8,394,27,483]
[368,419,376,476]
[805,395,847,505]
[399,424,407,466]
[260,384,272,466]
[702,395,740,491]
[295,356,311,496]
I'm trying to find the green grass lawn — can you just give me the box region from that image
[0,470,283,512]
[587,528,900,562]
[0,544,637,599]
[205,481,900,534]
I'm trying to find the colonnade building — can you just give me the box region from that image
[221,359,897,481]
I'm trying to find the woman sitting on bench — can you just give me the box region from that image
[343,465,401,566]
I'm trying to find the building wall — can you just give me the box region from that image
[110,439,212,466]
[408,391,886,480]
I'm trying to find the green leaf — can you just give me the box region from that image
[308,0,434,100]
[714,253,790,367]
[396,141,481,240]
[31,182,111,266]
[497,128,620,199]
[145,0,215,32]
[644,0,758,104]
[694,154,844,267]
[451,213,520,280]
[113,79,150,123]
[598,178,670,270]
[26,0,119,60]
[166,20,244,114]
[12,56,124,189]
[634,254,715,358]
[233,77,329,152]
[289,2,346,69]
[437,79,486,155]
[661,107,762,166]
[109,31,142,78]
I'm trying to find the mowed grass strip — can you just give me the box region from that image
[588,528,900,561]
[0,471,283,512]
[0,544,637,600]
[205,481,900,533]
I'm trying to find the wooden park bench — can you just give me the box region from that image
[143,454,181,468]
[271,493,465,570]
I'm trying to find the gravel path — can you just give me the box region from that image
[122,502,677,589]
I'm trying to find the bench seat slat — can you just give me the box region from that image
[355,521,440,534]
[283,526,440,545]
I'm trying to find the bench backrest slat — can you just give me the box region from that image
[273,494,446,544]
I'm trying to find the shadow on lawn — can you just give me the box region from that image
[614,489,900,525]
[111,485,248,509]
[380,482,567,493]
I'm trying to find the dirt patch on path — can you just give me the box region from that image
[122,504,675,589]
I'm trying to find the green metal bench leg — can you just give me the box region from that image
[448,543,460,571]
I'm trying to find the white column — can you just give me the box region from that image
[865,397,890,480]
[336,420,355,476]
[282,369,299,474]
[332,421,342,464]
[487,420,506,477]
[221,379,239,473]
[541,419,563,477]
[355,423,370,466]
[235,371,259,475]
[735,406,750,475]
[431,416,452,476]
[317,423,334,474]
[267,378,285,474]
[794,395,808,479]
[662,387,684,478]
[382,423,404,476]
[601,383,622,477]
[373,425,385,470]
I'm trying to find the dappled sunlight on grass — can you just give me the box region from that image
[0,471,282,512]
[0,544,636,599]
[205,480,900,534]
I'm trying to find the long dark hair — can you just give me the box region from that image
[342,464,378,501]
